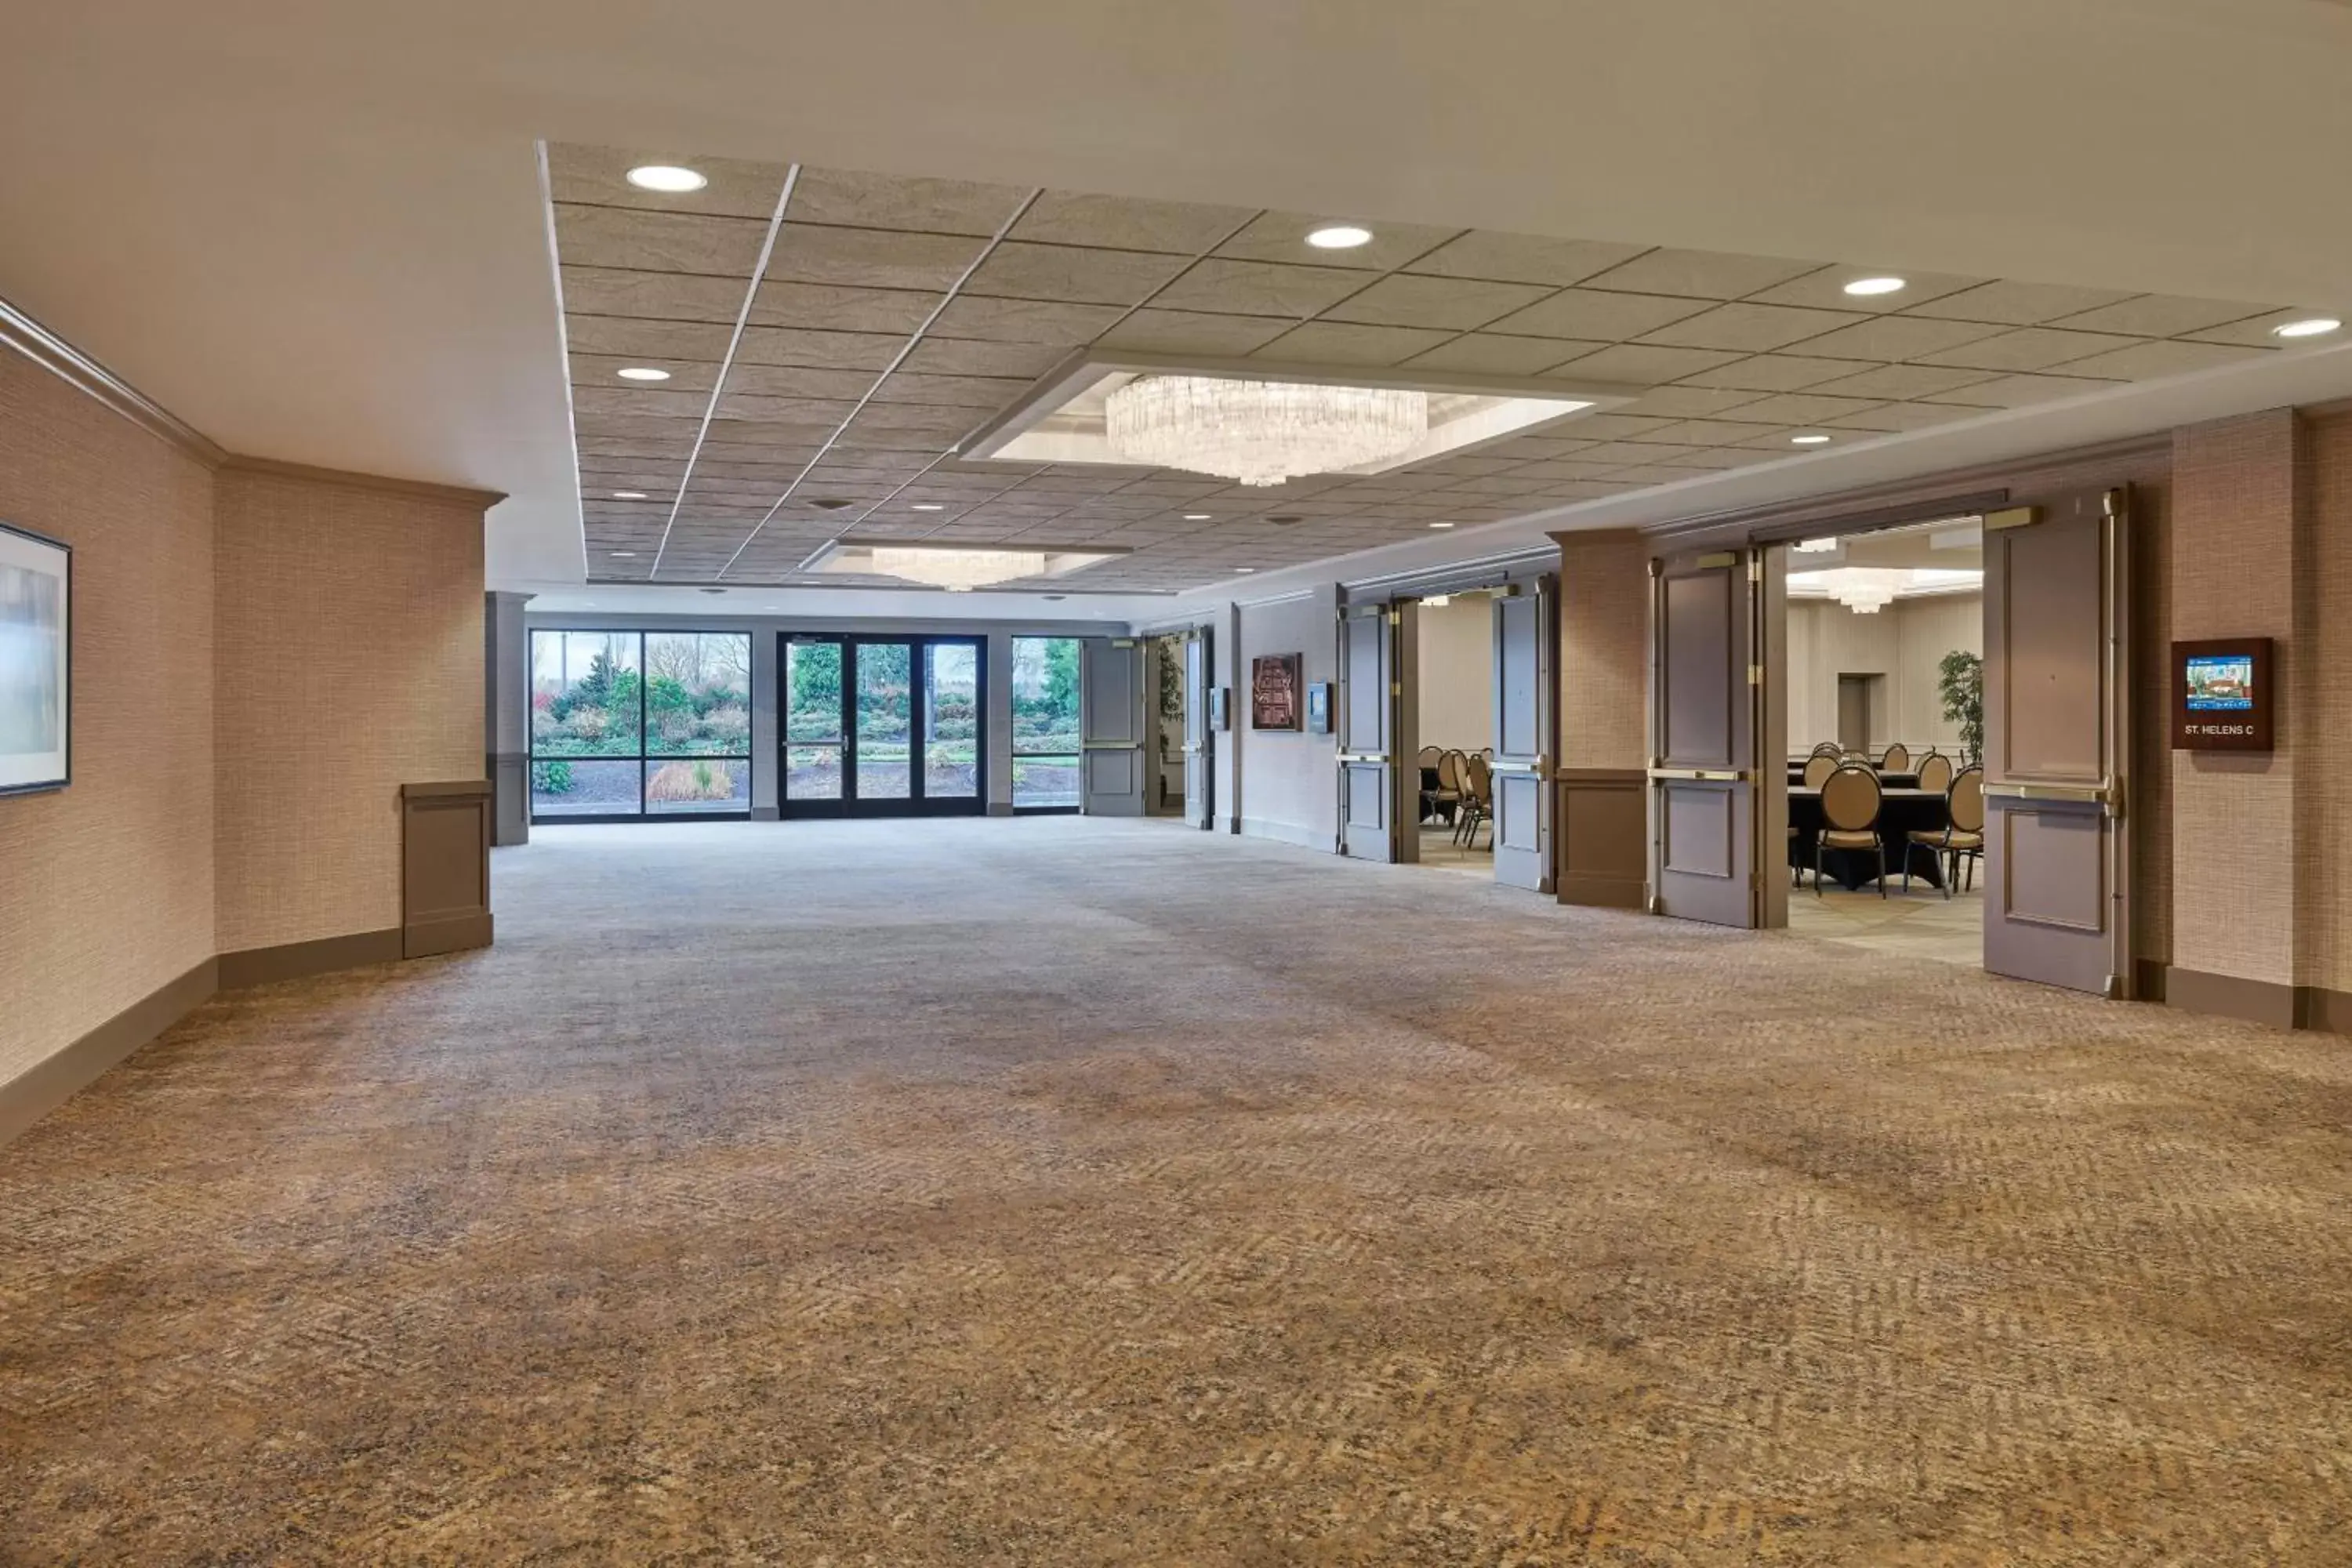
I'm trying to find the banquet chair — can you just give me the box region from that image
[1428,750,1465,826]
[1914,751,1954,795]
[1815,763,1887,897]
[1907,765,1985,897]
[1811,741,1842,759]
[1802,753,1838,788]
[1455,753,1494,848]
[1880,742,1911,772]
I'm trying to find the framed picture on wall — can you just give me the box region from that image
[1251,653,1301,731]
[1305,681,1332,735]
[0,521,71,796]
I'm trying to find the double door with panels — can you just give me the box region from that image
[781,634,985,816]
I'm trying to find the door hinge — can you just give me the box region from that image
[1746,555,1762,583]
[1747,662,1763,686]
[1390,681,1402,696]
[2102,488,2122,519]
[1647,557,1664,579]
[1646,893,1665,915]
[2102,974,2121,1000]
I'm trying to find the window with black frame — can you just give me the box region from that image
[530,630,753,821]
[1010,635,1082,811]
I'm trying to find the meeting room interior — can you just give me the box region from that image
[1782,517,1985,966]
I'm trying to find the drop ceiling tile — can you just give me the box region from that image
[2184,310,2342,348]
[1251,321,1456,365]
[1795,362,2002,401]
[1912,327,2146,372]
[1402,334,1598,375]
[1552,412,1674,441]
[1819,402,1980,432]
[1717,392,1889,426]
[561,266,748,325]
[766,224,990,291]
[963,242,1192,307]
[746,281,942,334]
[1675,354,1873,393]
[1483,289,1711,341]
[1012,191,1258,254]
[571,354,723,394]
[1579,441,1708,464]
[1145,258,1370,318]
[1578,248,1818,299]
[1526,481,1626,503]
[1741,266,1992,313]
[1214,212,1461,270]
[1605,464,1724,485]
[564,316,738,364]
[575,433,698,459]
[733,326,907,371]
[1513,458,1638,481]
[1930,373,2125,408]
[1637,417,1790,447]
[1606,385,1771,419]
[1638,302,1867,353]
[868,372,1031,408]
[572,386,713,419]
[722,362,876,401]
[547,144,791,219]
[2046,295,2273,337]
[711,392,861,426]
[2045,339,2274,380]
[1319,274,1553,331]
[554,204,775,278]
[1399,231,1646,287]
[893,339,1061,379]
[1478,435,1602,459]
[1907,280,2140,325]
[1787,315,2009,362]
[1092,307,1294,357]
[1540,343,1746,383]
[786,167,1029,235]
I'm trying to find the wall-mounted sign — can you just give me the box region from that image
[2172,637,2273,752]
[1208,686,1230,732]
[1251,653,1301,731]
[1305,681,1333,735]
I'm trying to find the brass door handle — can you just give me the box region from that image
[1337,752,1389,764]
[1489,758,1550,778]
[1647,767,1748,782]
[1985,778,2122,813]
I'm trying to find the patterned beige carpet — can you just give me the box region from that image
[5,818,2351,1565]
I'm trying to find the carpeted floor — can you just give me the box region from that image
[5,819,2352,1565]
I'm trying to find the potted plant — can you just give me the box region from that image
[1938,650,1984,766]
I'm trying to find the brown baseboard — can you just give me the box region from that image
[404,912,492,960]
[2165,966,2297,1029]
[1558,873,1646,909]
[2135,959,2168,1003]
[217,927,404,989]
[0,957,218,1149]
[2296,986,2352,1035]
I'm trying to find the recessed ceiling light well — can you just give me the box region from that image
[1842,276,1907,297]
[612,490,648,499]
[1306,223,1374,250]
[699,587,727,595]
[1429,521,1456,529]
[909,503,945,512]
[616,366,671,382]
[1791,434,1833,445]
[2274,317,2343,339]
[1182,513,1211,521]
[1234,567,1257,574]
[809,499,855,511]
[626,164,708,193]
[609,550,637,557]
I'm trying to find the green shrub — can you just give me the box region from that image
[531,759,575,794]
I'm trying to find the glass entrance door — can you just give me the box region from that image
[780,634,985,817]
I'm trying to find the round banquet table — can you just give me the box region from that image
[1788,786,1952,891]
[1788,768,1919,791]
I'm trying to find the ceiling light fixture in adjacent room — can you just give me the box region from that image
[2274,317,2343,339]
[1792,537,1838,553]
[626,164,708,193]
[616,366,671,382]
[1813,567,1906,614]
[1423,594,1451,608]
[1842,276,1907,296]
[869,546,1047,592]
[1306,224,1374,249]
[1105,376,1428,487]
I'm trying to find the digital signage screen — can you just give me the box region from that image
[2172,639,2272,751]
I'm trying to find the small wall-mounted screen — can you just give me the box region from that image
[2183,653,2254,711]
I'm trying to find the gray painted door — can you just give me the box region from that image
[1080,637,1147,816]
[1338,604,1403,861]
[1649,548,1758,927]
[1981,489,2132,995]
[1182,630,1212,829]
[1490,577,1555,891]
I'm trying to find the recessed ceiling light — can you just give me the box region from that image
[1791,434,1833,445]
[1182,513,1212,521]
[610,550,637,557]
[626,165,707,193]
[1043,593,1068,601]
[1843,276,1907,296]
[616,366,670,382]
[910,503,945,512]
[1234,567,1257,574]
[1306,224,1374,250]
[809,498,855,511]
[612,490,648,499]
[2274,317,2343,339]
[1429,521,1456,529]
[699,587,726,595]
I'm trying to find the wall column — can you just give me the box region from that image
[1552,530,1650,909]
[485,590,533,845]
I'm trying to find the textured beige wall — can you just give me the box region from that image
[0,353,217,1084]
[2170,412,2299,988]
[1785,593,1980,756]
[2127,472,2174,971]
[1236,587,1338,849]
[2298,412,2352,993]
[213,469,484,952]
[1557,532,1648,770]
[1414,592,1491,753]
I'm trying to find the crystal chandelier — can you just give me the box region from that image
[869,546,1047,593]
[1813,567,1907,613]
[1104,376,1428,486]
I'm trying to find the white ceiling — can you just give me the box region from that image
[6,0,2352,615]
